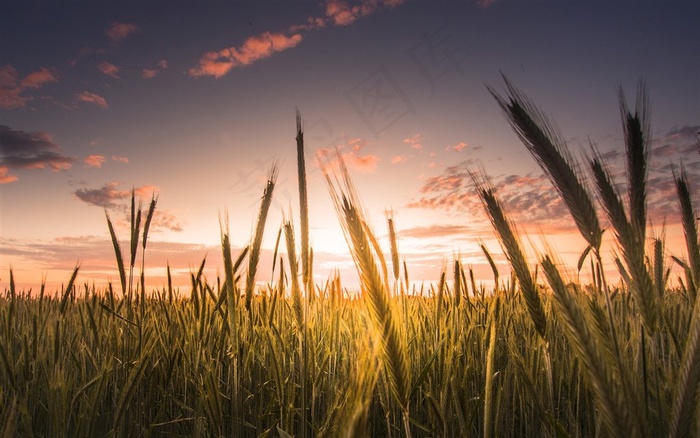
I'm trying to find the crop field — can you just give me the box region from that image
[1,82,698,437]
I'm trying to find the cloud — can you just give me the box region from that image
[73,182,130,207]
[189,32,303,78]
[0,166,18,184]
[142,69,159,79]
[391,155,406,164]
[400,224,475,239]
[142,60,169,79]
[106,22,139,43]
[403,133,423,151]
[84,154,106,168]
[72,183,183,231]
[111,155,129,163]
[73,182,158,208]
[97,61,120,79]
[408,163,576,232]
[75,91,108,109]
[448,141,468,152]
[0,125,74,182]
[324,0,404,26]
[651,124,700,158]
[0,65,58,109]
[317,135,379,172]
[189,1,405,78]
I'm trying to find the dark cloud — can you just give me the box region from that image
[73,182,183,232]
[0,125,74,182]
[73,182,130,208]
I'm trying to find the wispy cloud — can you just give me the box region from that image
[391,155,407,164]
[0,166,18,184]
[447,141,468,152]
[324,0,404,26]
[106,22,139,43]
[73,182,155,208]
[317,135,379,172]
[189,0,404,78]
[403,133,424,151]
[400,224,476,239]
[84,154,106,168]
[0,125,74,182]
[72,182,183,232]
[111,155,129,163]
[75,91,108,109]
[189,32,303,78]
[142,60,168,79]
[142,69,159,79]
[97,61,120,79]
[0,65,58,109]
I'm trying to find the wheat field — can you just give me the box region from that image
[1,81,698,437]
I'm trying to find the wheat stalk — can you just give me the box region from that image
[541,255,642,438]
[245,162,279,311]
[470,170,547,339]
[320,152,411,423]
[488,76,602,254]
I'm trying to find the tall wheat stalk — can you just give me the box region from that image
[488,76,603,257]
[245,162,279,311]
[541,256,643,438]
[321,152,412,437]
[674,166,700,302]
[469,170,547,339]
[669,166,700,438]
[296,110,312,297]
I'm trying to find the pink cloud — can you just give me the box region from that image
[84,154,106,168]
[317,135,379,172]
[20,67,59,89]
[189,31,303,78]
[98,61,120,79]
[403,133,423,151]
[391,155,407,164]
[324,0,404,26]
[106,22,139,42]
[0,166,18,184]
[0,65,58,109]
[142,60,169,79]
[142,69,159,79]
[75,91,108,109]
[111,155,129,163]
[449,141,468,152]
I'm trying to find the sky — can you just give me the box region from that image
[1,0,699,294]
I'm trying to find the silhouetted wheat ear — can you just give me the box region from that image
[669,280,700,438]
[296,110,311,293]
[387,211,400,283]
[590,151,657,333]
[284,220,304,331]
[488,76,602,252]
[541,255,641,438]
[321,153,411,411]
[105,210,127,296]
[470,170,547,338]
[675,167,700,298]
[620,81,650,243]
[245,162,279,310]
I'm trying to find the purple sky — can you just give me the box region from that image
[1,0,698,292]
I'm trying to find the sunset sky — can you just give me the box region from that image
[1,0,698,293]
